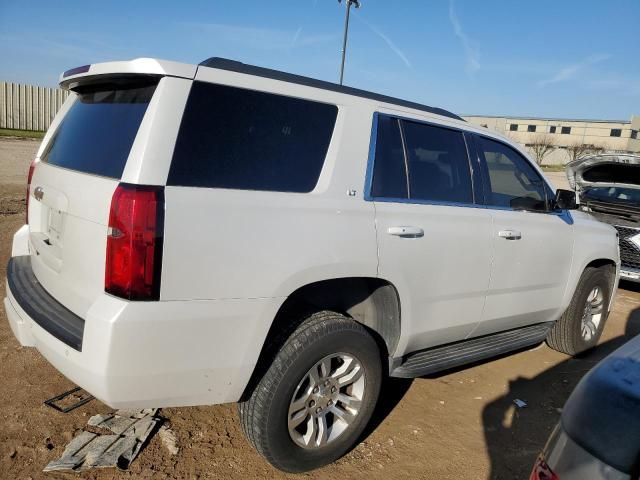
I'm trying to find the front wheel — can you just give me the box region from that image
[239,311,382,472]
[546,266,614,355]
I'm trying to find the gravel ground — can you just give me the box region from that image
[0,137,637,479]
[0,137,39,185]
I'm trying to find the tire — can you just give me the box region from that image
[546,266,614,355]
[238,310,382,473]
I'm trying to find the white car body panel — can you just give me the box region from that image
[161,188,378,301]
[4,57,620,408]
[5,275,283,408]
[374,202,493,353]
[122,76,192,185]
[475,209,574,336]
[561,210,620,310]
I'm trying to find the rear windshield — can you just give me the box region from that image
[41,81,157,179]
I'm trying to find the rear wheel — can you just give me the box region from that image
[239,310,382,472]
[546,266,614,355]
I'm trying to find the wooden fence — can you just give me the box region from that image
[0,81,69,132]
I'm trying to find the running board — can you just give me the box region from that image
[390,322,554,378]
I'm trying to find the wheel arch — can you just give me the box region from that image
[584,258,617,271]
[240,277,401,400]
[562,256,618,314]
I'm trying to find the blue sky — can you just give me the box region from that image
[1,0,639,120]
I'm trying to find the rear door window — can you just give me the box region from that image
[42,81,156,179]
[168,82,338,193]
[370,115,408,199]
[401,120,473,203]
[369,115,474,204]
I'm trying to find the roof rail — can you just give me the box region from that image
[198,57,463,122]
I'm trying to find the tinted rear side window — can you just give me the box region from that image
[370,115,408,198]
[42,82,156,179]
[402,120,473,203]
[168,82,338,192]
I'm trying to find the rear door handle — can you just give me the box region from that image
[387,226,424,238]
[498,230,522,240]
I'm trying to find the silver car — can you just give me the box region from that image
[530,333,640,480]
[567,154,640,282]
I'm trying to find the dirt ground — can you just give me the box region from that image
[0,137,638,480]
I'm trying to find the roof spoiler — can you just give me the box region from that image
[59,58,197,90]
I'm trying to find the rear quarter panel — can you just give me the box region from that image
[159,84,379,301]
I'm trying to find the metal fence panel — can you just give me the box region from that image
[0,81,69,131]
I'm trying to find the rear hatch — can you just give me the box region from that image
[28,79,158,318]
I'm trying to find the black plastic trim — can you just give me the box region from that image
[7,256,84,351]
[198,57,463,121]
[390,322,553,378]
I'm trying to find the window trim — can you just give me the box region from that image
[364,112,480,208]
[397,118,412,196]
[472,133,559,214]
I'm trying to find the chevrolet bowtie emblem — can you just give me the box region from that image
[34,186,44,201]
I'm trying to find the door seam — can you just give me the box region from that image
[465,213,495,339]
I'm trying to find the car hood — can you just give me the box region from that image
[566,153,640,191]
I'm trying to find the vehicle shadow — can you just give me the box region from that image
[482,300,640,479]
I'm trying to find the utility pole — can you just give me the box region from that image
[338,0,360,85]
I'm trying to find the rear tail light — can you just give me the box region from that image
[105,183,164,300]
[26,159,37,223]
[530,456,559,480]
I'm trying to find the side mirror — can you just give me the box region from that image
[554,189,577,210]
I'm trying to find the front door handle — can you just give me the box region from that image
[498,229,522,240]
[388,226,424,238]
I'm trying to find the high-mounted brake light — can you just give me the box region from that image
[26,159,37,224]
[105,183,164,300]
[62,64,90,78]
[530,456,559,480]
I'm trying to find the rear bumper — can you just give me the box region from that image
[542,425,629,480]
[5,256,283,409]
[7,256,84,350]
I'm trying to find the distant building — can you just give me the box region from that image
[463,114,640,164]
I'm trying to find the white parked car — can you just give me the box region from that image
[4,58,620,472]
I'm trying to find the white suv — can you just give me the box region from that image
[4,57,620,472]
